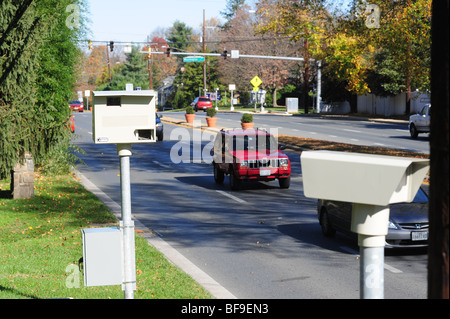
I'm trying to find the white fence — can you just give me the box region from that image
[319,92,430,115]
[357,92,430,115]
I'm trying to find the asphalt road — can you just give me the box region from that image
[71,111,428,299]
[161,110,430,154]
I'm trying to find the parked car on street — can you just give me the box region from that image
[191,96,212,112]
[212,128,291,190]
[68,115,75,133]
[317,187,429,248]
[156,113,163,141]
[409,104,431,139]
[69,100,84,112]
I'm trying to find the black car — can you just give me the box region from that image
[317,187,429,248]
[156,113,163,141]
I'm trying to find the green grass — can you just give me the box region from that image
[0,173,212,299]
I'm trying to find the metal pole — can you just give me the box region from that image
[147,36,152,90]
[202,9,207,94]
[359,241,385,299]
[352,204,389,299]
[105,42,112,82]
[146,51,305,62]
[316,61,322,113]
[118,144,136,299]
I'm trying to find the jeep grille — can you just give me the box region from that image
[248,159,279,168]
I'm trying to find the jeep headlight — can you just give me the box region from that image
[279,158,289,167]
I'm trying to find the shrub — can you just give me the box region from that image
[241,113,253,123]
[206,108,217,117]
[186,106,195,114]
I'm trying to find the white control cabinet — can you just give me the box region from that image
[82,227,123,287]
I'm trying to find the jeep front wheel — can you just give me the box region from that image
[213,164,224,184]
[229,169,241,190]
[278,177,290,189]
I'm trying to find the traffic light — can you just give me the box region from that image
[165,47,171,57]
[222,49,228,59]
[109,41,114,52]
[88,40,93,50]
[148,47,152,58]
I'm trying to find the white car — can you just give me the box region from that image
[409,104,431,139]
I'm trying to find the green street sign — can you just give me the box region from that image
[183,56,205,62]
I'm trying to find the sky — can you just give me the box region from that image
[86,0,229,44]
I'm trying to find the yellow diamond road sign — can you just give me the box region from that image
[250,76,262,87]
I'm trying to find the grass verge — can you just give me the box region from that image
[0,173,212,299]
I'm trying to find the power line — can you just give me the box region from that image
[80,35,295,48]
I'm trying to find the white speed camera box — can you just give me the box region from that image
[92,89,157,144]
[301,151,429,206]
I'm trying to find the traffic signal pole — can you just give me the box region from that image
[148,50,322,111]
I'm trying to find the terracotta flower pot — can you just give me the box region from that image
[206,117,217,127]
[241,122,254,130]
[185,113,195,124]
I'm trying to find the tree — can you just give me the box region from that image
[219,5,298,106]
[169,51,223,108]
[143,37,177,90]
[167,21,196,52]
[1,0,86,178]
[344,0,431,113]
[97,46,149,91]
[221,0,247,28]
[366,50,406,97]
[256,0,330,113]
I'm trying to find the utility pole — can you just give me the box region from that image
[105,42,112,82]
[202,9,207,96]
[428,0,449,299]
[147,36,152,90]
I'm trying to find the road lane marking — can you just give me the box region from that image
[216,190,247,203]
[152,160,171,169]
[384,263,403,274]
[340,246,403,273]
[343,129,361,133]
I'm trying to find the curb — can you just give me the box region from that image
[73,168,237,299]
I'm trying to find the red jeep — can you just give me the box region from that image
[212,128,291,190]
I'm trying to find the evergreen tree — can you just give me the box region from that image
[167,21,195,52]
[97,46,149,91]
[0,0,86,178]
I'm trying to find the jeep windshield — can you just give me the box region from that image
[231,134,278,152]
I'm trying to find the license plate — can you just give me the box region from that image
[260,169,271,176]
[411,231,428,241]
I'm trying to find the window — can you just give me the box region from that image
[107,97,121,106]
